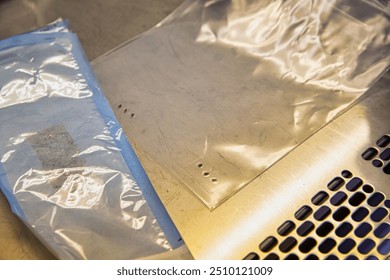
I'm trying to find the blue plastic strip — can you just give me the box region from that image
[0,163,27,221]
[69,33,183,248]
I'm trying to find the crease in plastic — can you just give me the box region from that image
[0,20,181,259]
[93,0,390,209]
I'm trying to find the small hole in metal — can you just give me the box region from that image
[297,221,315,237]
[358,239,375,255]
[299,237,317,253]
[376,135,390,148]
[284,254,299,260]
[330,191,347,206]
[264,253,279,260]
[336,222,353,237]
[348,192,366,207]
[294,205,312,221]
[316,221,334,237]
[327,177,345,191]
[311,191,329,206]
[324,254,338,260]
[346,177,363,191]
[117,104,122,108]
[338,238,356,254]
[367,192,385,207]
[384,200,390,208]
[377,239,390,255]
[314,206,331,221]
[341,170,353,178]
[362,147,379,161]
[345,255,359,260]
[305,254,319,260]
[202,171,210,177]
[383,162,390,174]
[243,252,259,260]
[277,220,296,236]
[196,163,203,168]
[374,223,390,238]
[362,185,374,194]
[259,236,278,253]
[123,108,128,113]
[211,178,218,184]
[352,207,369,222]
[319,238,337,254]
[279,237,297,253]
[130,113,135,118]
[354,222,372,238]
[372,159,384,168]
[365,255,378,260]
[333,206,351,222]
[370,207,388,222]
[380,148,390,161]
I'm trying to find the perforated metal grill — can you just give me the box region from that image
[243,135,390,260]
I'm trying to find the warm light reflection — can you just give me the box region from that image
[204,112,370,258]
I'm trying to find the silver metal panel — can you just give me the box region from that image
[102,70,389,259]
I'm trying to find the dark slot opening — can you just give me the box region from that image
[284,254,299,260]
[299,237,317,253]
[319,238,337,254]
[352,207,370,222]
[357,239,375,255]
[279,237,297,253]
[264,253,279,260]
[346,177,363,191]
[277,220,296,236]
[327,177,345,191]
[305,254,319,260]
[314,206,331,221]
[333,206,351,222]
[374,223,390,238]
[311,191,329,206]
[354,222,372,238]
[335,222,353,237]
[380,148,390,161]
[370,207,388,222]
[294,205,312,221]
[259,236,278,253]
[361,147,379,160]
[338,238,356,254]
[376,135,390,148]
[348,192,366,207]
[330,191,347,206]
[316,222,334,237]
[297,221,315,237]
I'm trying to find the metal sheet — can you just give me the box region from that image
[114,69,390,259]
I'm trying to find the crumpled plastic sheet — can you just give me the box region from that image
[94,0,390,208]
[0,20,181,259]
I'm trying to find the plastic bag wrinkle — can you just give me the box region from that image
[93,0,390,208]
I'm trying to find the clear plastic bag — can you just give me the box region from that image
[94,0,390,208]
[0,20,181,259]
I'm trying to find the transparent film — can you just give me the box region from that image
[94,0,390,208]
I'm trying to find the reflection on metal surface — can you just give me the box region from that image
[99,63,389,259]
[94,0,390,208]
